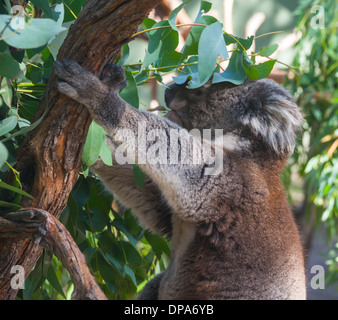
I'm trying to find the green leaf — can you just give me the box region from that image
[140,18,156,30]
[180,15,218,61]
[26,62,43,83]
[119,70,139,109]
[97,251,118,292]
[260,43,279,57]
[63,0,86,22]
[243,57,276,80]
[0,116,17,136]
[23,257,44,300]
[124,265,137,287]
[1,95,49,143]
[30,0,64,22]
[0,180,33,199]
[0,41,8,52]
[173,56,209,88]
[90,207,109,232]
[112,215,138,246]
[0,15,66,49]
[121,241,142,267]
[198,21,228,83]
[71,176,90,208]
[133,164,146,188]
[105,253,123,274]
[30,0,54,19]
[144,232,165,259]
[0,53,24,78]
[81,121,106,166]
[0,77,12,108]
[0,142,8,168]
[155,51,182,72]
[195,1,212,21]
[212,50,246,85]
[168,0,192,31]
[47,264,66,299]
[99,138,113,166]
[223,34,254,51]
[116,43,130,66]
[51,3,65,25]
[141,20,179,70]
[0,200,21,210]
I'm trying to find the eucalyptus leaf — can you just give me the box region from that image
[141,20,179,70]
[0,142,8,168]
[0,116,17,136]
[260,43,279,57]
[97,252,118,292]
[0,77,12,108]
[140,18,156,30]
[124,265,137,287]
[223,34,254,51]
[0,200,21,210]
[90,207,109,232]
[0,52,24,78]
[71,176,90,209]
[0,179,33,199]
[116,43,130,66]
[1,94,49,143]
[243,57,276,80]
[133,164,146,188]
[81,121,106,166]
[121,241,142,267]
[212,50,246,85]
[46,264,66,299]
[30,0,55,20]
[112,215,138,246]
[0,15,66,49]
[168,0,192,31]
[119,70,139,109]
[180,15,218,62]
[99,138,113,166]
[173,56,209,88]
[198,21,228,83]
[195,1,212,21]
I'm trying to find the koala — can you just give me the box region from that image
[54,60,306,300]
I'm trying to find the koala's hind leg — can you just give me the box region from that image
[138,273,164,300]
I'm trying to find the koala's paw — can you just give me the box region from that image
[101,64,127,90]
[54,60,102,102]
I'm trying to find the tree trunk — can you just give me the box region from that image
[0,0,161,300]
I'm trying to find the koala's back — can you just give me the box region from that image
[157,156,306,300]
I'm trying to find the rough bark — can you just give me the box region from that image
[0,0,161,300]
[0,209,106,300]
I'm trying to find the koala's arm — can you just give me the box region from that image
[55,60,224,224]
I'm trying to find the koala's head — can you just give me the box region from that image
[165,79,303,155]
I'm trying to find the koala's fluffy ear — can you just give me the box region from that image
[236,79,303,155]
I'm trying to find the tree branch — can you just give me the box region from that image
[0,209,107,300]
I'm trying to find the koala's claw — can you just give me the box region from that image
[102,63,127,89]
[54,60,107,103]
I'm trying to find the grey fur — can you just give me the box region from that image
[55,60,306,300]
